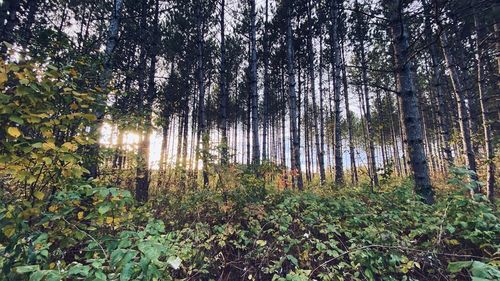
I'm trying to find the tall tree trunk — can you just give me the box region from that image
[87,0,124,178]
[319,33,328,184]
[219,0,229,165]
[286,1,304,190]
[342,41,358,184]
[359,37,378,188]
[387,0,434,204]
[440,32,478,182]
[136,0,159,202]
[249,0,260,165]
[158,121,170,189]
[196,0,209,186]
[421,0,453,166]
[474,10,495,201]
[307,0,325,185]
[330,0,344,184]
[262,0,270,161]
[397,97,408,176]
[280,68,287,167]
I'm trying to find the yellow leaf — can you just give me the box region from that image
[83,114,97,121]
[41,129,53,137]
[0,72,7,84]
[42,157,52,165]
[106,217,113,224]
[3,225,15,238]
[70,102,78,110]
[33,191,45,200]
[48,205,57,212]
[62,142,77,151]
[77,211,84,220]
[42,142,56,151]
[49,263,56,269]
[7,127,21,138]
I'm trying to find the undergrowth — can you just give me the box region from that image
[0,178,498,280]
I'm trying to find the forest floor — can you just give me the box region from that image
[1,172,499,281]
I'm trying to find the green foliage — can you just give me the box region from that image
[0,56,99,199]
[0,180,498,280]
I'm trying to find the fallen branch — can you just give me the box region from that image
[62,217,109,260]
[309,244,486,277]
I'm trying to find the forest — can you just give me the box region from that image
[0,0,499,280]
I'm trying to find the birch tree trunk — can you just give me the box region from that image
[88,0,124,178]
[341,41,358,184]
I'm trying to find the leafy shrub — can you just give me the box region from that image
[0,56,98,199]
[0,181,498,280]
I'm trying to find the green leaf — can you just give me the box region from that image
[120,262,133,281]
[15,265,40,273]
[98,205,111,215]
[68,264,91,276]
[448,261,473,273]
[138,242,161,261]
[364,268,375,281]
[286,255,299,267]
[29,270,61,281]
[9,115,24,125]
[95,271,107,281]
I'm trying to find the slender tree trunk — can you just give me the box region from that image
[307,1,326,185]
[390,111,402,176]
[421,0,453,166]
[280,68,287,167]
[474,10,495,201]
[342,42,358,184]
[440,32,478,182]
[158,121,170,189]
[318,34,328,184]
[330,0,344,184]
[136,0,159,202]
[87,0,124,178]
[249,0,260,165]
[219,0,229,165]
[262,0,270,161]
[359,40,378,188]
[387,0,434,204]
[196,0,209,186]
[286,1,304,190]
